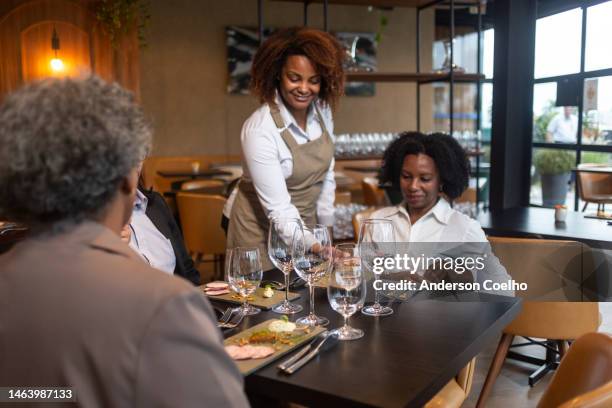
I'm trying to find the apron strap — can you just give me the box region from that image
[313,104,332,144]
[269,103,299,151]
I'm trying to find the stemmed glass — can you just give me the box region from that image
[328,243,366,340]
[268,218,303,315]
[293,224,332,327]
[359,219,396,317]
[228,247,263,316]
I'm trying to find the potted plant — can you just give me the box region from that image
[533,149,574,207]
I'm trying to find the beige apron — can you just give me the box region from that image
[227,103,334,271]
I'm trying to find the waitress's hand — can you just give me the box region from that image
[120,224,131,243]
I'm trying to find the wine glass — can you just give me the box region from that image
[293,224,332,327]
[228,247,263,316]
[268,218,303,315]
[359,219,396,317]
[328,243,366,340]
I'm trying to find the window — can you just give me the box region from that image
[534,8,582,79]
[530,1,612,210]
[582,76,612,145]
[585,1,612,71]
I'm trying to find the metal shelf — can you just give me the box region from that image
[346,71,484,83]
[272,0,481,8]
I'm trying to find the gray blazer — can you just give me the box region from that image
[0,221,249,408]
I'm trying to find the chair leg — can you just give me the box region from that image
[582,202,588,212]
[194,253,203,268]
[476,333,514,408]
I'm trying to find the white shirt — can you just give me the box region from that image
[223,95,336,226]
[128,190,176,274]
[547,113,578,143]
[371,199,514,296]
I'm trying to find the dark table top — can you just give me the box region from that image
[156,169,232,178]
[477,206,612,249]
[214,276,521,408]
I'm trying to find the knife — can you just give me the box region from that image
[277,331,329,371]
[282,332,339,374]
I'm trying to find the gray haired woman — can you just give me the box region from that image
[0,76,151,232]
[0,77,249,408]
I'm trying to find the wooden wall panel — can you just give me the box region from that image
[21,21,91,81]
[0,0,140,101]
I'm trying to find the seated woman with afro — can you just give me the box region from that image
[370,131,513,296]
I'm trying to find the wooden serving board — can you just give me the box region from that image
[224,319,325,376]
[199,286,300,310]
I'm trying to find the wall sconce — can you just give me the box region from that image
[50,27,64,72]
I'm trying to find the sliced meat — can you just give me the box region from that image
[206,281,229,289]
[249,346,275,359]
[205,289,230,296]
[225,345,251,360]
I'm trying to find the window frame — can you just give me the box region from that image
[530,0,612,210]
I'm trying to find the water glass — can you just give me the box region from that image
[328,243,366,340]
[359,219,396,317]
[293,224,332,327]
[229,247,263,316]
[268,218,303,314]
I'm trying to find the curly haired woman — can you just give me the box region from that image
[371,132,513,296]
[225,27,345,273]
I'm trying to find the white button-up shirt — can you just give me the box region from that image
[128,190,176,274]
[371,199,513,296]
[224,95,336,226]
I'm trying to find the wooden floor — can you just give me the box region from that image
[465,302,612,407]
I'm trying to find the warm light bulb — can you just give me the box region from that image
[50,58,64,72]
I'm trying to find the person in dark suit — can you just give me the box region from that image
[0,77,248,408]
[122,184,200,286]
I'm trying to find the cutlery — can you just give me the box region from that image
[218,310,245,330]
[282,332,339,374]
[261,280,285,290]
[216,308,234,327]
[289,276,306,290]
[277,331,329,371]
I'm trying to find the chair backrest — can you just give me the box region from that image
[181,179,225,191]
[176,193,226,255]
[334,191,352,206]
[351,207,377,241]
[488,236,599,339]
[362,177,387,207]
[538,332,612,408]
[576,171,612,199]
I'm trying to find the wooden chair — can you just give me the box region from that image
[175,193,227,281]
[362,177,388,207]
[538,332,612,408]
[351,207,377,241]
[334,191,352,206]
[425,359,477,408]
[181,179,225,192]
[476,237,600,407]
[576,166,612,213]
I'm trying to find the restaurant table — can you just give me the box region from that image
[477,206,612,249]
[156,169,233,179]
[214,281,521,408]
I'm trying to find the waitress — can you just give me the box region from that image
[226,27,345,271]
